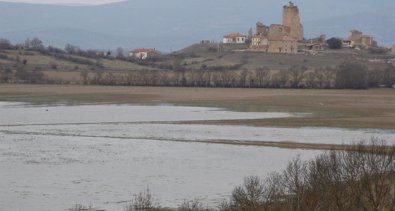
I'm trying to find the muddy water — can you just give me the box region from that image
[0,102,394,211]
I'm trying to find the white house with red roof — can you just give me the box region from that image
[129,48,157,60]
[223,33,246,44]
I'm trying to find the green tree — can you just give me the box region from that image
[326,37,342,49]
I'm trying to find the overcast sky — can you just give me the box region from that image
[0,0,123,5]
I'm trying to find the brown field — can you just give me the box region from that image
[0,84,394,129]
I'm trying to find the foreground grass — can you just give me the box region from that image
[0,84,394,129]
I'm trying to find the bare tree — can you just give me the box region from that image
[283,156,308,211]
[228,176,265,211]
[254,67,270,87]
[116,47,125,59]
[335,62,367,89]
[125,188,160,211]
[30,38,44,50]
[289,65,307,88]
[178,199,209,211]
[0,38,11,50]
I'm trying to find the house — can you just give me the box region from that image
[129,48,156,60]
[250,35,269,51]
[346,29,377,48]
[342,40,352,48]
[348,30,363,44]
[305,43,324,51]
[300,35,326,52]
[361,35,377,48]
[391,45,395,55]
[268,35,298,54]
[223,33,246,44]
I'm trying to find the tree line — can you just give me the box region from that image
[2,60,394,89]
[80,62,394,89]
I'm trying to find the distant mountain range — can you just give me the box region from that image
[0,0,394,51]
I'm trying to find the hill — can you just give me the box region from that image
[0,0,394,51]
[1,44,394,88]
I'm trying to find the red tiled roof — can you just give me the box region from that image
[132,48,154,53]
[224,33,246,38]
[269,35,297,42]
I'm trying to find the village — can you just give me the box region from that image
[130,2,395,60]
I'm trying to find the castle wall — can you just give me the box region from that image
[256,22,269,36]
[268,24,290,39]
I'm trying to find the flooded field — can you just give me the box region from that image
[1,102,394,211]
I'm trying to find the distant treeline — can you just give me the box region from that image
[2,60,394,89]
[70,139,395,211]
[63,62,395,89]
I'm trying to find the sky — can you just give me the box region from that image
[0,0,123,5]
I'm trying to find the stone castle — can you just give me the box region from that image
[282,1,304,40]
[249,2,304,54]
[253,2,304,40]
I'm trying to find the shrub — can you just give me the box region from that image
[125,188,160,211]
[327,38,342,49]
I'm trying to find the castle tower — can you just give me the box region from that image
[282,1,304,40]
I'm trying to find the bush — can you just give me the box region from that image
[221,138,395,211]
[327,37,342,49]
[178,199,210,211]
[125,188,160,211]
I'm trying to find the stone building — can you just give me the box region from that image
[249,2,302,54]
[250,35,269,51]
[346,29,377,48]
[391,45,395,54]
[282,1,304,40]
[348,30,363,43]
[268,24,291,39]
[268,36,298,54]
[300,35,326,52]
[361,35,377,47]
[256,22,269,36]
